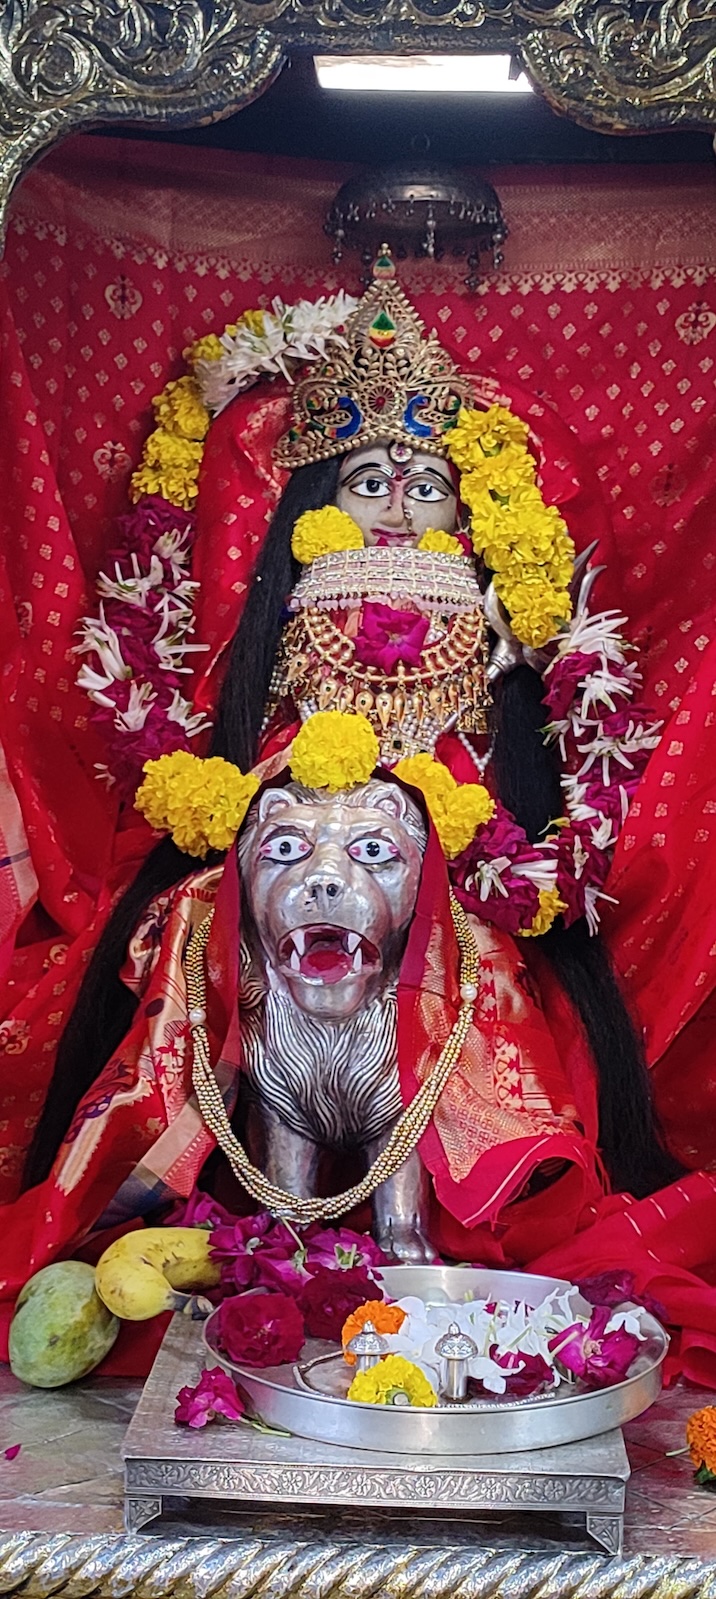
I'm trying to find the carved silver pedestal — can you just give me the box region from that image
[123,1317,630,1555]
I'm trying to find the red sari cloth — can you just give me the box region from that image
[1,139,716,1374]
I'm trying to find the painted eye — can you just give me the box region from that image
[260,834,312,862]
[405,480,449,502]
[350,477,390,498]
[347,836,400,865]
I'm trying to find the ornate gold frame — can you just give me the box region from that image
[1,2,714,243]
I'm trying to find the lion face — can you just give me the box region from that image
[239,779,425,1021]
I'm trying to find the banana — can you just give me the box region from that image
[95,1227,221,1321]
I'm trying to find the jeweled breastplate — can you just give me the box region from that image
[269,547,490,765]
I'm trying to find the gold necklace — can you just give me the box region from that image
[185,893,480,1225]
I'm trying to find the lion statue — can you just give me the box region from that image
[237,778,434,1261]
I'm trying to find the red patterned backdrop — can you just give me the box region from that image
[1,136,715,1203]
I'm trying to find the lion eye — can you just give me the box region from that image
[260,834,312,862]
[347,836,399,865]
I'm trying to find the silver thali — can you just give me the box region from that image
[203,1264,668,1456]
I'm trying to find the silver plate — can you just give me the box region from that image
[203,1265,668,1456]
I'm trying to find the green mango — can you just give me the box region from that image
[9,1261,120,1388]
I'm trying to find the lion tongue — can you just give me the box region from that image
[301,945,354,984]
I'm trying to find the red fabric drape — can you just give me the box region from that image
[1,139,715,1227]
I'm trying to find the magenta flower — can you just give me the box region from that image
[543,653,600,722]
[575,1272,667,1323]
[300,1265,382,1340]
[175,1367,245,1428]
[353,603,429,672]
[115,495,195,568]
[548,1306,640,1389]
[490,1348,553,1398]
[304,1225,391,1273]
[3,1445,21,1461]
[167,1189,238,1230]
[211,1213,276,1291]
[217,1292,306,1367]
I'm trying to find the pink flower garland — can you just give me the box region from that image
[74,495,209,801]
[451,608,662,936]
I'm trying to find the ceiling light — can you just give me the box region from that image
[314,55,533,94]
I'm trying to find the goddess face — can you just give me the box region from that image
[336,441,458,548]
[239,780,425,1021]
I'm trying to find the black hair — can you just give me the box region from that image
[23,454,679,1199]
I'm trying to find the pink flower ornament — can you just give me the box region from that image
[175,1367,245,1428]
[548,1306,640,1389]
[353,603,429,673]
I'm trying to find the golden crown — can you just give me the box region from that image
[273,249,475,470]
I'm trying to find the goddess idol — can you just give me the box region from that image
[7,248,708,1360]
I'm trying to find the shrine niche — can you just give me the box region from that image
[2,5,716,1595]
[0,2,715,244]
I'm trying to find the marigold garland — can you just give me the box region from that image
[348,1354,438,1407]
[446,404,576,649]
[686,1405,716,1485]
[393,753,495,859]
[416,530,464,557]
[341,1301,407,1364]
[520,886,568,939]
[290,710,379,794]
[136,750,259,858]
[291,507,364,565]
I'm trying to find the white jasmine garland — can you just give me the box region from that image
[194,292,360,417]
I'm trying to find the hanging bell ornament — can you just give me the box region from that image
[346,1320,388,1374]
[435,1322,478,1402]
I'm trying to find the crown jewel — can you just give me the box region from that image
[273,249,474,469]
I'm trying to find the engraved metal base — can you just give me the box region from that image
[123,1318,630,1555]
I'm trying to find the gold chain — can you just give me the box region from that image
[185,893,479,1225]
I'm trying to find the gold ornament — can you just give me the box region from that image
[273,248,475,469]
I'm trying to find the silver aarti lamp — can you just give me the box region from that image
[325,164,507,290]
[346,1320,388,1373]
[435,1322,478,1402]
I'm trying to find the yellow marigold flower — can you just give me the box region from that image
[142,429,204,471]
[236,309,266,338]
[347,1354,438,1407]
[436,785,495,859]
[290,711,378,793]
[519,886,567,939]
[417,530,464,556]
[687,1406,716,1481]
[184,333,224,366]
[152,376,210,442]
[446,404,529,472]
[342,1302,407,1364]
[129,460,200,510]
[291,507,364,565]
[135,751,259,858]
[461,443,536,497]
[495,573,571,648]
[393,752,457,819]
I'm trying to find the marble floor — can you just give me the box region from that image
[1,1365,716,1554]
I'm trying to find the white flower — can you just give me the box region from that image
[75,662,117,708]
[165,690,212,738]
[74,605,131,681]
[512,853,558,893]
[466,855,513,900]
[113,680,157,733]
[96,553,164,609]
[577,719,663,786]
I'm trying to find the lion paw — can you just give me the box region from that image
[376,1222,438,1264]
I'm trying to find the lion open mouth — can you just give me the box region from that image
[277,925,381,985]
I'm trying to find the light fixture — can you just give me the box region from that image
[314,55,533,94]
[324,163,507,289]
